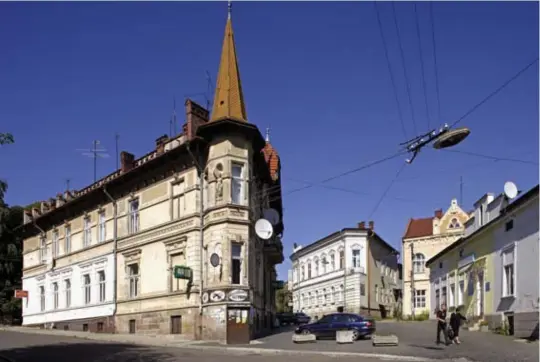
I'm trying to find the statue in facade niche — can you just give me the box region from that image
[215,175,223,203]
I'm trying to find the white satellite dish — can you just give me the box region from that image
[504,181,518,199]
[263,208,280,226]
[255,219,273,240]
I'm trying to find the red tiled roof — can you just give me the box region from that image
[403,217,433,239]
[262,141,280,181]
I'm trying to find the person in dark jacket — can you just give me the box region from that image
[436,304,450,345]
[450,307,468,344]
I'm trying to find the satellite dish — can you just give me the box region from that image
[255,219,273,240]
[504,181,518,199]
[433,127,471,150]
[263,208,280,226]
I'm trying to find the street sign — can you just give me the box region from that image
[14,290,28,298]
[173,265,193,280]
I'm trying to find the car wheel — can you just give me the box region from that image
[301,329,311,335]
[351,329,359,341]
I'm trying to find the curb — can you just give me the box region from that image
[0,327,437,362]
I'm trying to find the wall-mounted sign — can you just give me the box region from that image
[14,290,28,298]
[202,293,209,303]
[173,265,193,280]
[228,289,248,302]
[210,290,225,302]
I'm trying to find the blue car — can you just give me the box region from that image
[294,313,376,341]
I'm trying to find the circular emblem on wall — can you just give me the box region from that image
[210,253,220,268]
[228,289,248,302]
[210,290,225,302]
[202,292,209,303]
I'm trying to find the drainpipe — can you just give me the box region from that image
[103,187,118,325]
[186,142,204,316]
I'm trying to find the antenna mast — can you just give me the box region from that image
[65,178,71,192]
[115,133,120,170]
[459,176,464,206]
[77,140,110,183]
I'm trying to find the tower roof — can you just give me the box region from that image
[210,3,247,122]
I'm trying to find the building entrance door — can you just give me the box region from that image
[476,272,484,317]
[171,315,182,334]
[226,308,250,344]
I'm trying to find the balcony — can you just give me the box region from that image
[264,237,284,265]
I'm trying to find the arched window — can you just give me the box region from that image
[301,265,305,280]
[307,262,312,279]
[413,253,426,273]
[339,249,345,269]
[321,254,327,274]
[314,258,319,277]
[449,218,461,229]
[329,251,336,271]
[330,286,335,303]
[338,284,344,302]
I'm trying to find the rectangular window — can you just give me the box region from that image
[52,282,59,309]
[339,250,345,269]
[39,236,47,263]
[441,286,447,307]
[338,285,344,302]
[83,274,91,305]
[52,230,59,258]
[98,211,106,242]
[128,199,140,234]
[321,257,327,274]
[172,180,186,219]
[64,225,71,254]
[98,271,106,302]
[352,249,361,268]
[375,284,379,302]
[39,286,45,311]
[413,289,426,309]
[65,279,71,308]
[449,283,455,307]
[83,216,91,247]
[330,253,335,271]
[435,289,440,309]
[301,266,305,281]
[231,243,242,285]
[231,163,244,205]
[360,283,365,296]
[128,264,140,298]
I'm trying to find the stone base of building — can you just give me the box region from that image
[115,307,199,339]
[485,312,539,340]
[27,315,115,333]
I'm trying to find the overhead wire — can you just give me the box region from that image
[449,57,539,129]
[429,1,442,121]
[443,149,539,165]
[374,1,408,140]
[414,2,431,130]
[367,161,407,219]
[391,1,418,135]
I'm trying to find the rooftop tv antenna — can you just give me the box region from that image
[77,140,110,182]
[115,133,120,170]
[65,178,71,192]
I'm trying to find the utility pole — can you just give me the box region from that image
[410,242,415,319]
[459,176,464,206]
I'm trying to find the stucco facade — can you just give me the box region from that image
[289,222,400,319]
[402,199,470,317]
[20,7,284,344]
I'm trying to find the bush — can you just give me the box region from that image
[405,310,430,321]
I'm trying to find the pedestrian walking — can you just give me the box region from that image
[450,307,468,344]
[436,304,451,345]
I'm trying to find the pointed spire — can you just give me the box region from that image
[265,127,270,142]
[210,1,247,122]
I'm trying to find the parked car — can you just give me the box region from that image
[294,312,311,325]
[276,312,296,326]
[294,313,375,341]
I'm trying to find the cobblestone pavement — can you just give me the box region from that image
[216,322,538,362]
[0,330,446,362]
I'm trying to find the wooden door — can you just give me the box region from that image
[171,315,182,334]
[226,308,250,344]
[129,319,136,334]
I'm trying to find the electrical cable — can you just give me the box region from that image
[429,1,442,121]
[367,161,407,219]
[443,149,539,165]
[449,57,539,129]
[414,3,431,130]
[392,1,417,135]
[374,1,408,139]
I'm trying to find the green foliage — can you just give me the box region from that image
[275,282,292,313]
[494,321,510,335]
[0,133,14,146]
[406,310,430,321]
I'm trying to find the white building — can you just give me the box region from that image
[289,222,400,319]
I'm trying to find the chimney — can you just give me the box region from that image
[40,201,50,214]
[358,221,366,230]
[56,193,65,208]
[120,151,135,173]
[64,190,74,201]
[32,207,41,218]
[185,99,209,140]
[23,210,32,225]
[368,221,374,231]
[434,209,443,219]
[155,135,169,155]
[48,198,56,210]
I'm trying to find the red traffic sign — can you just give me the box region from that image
[14,290,28,298]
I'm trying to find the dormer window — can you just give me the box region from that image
[449,218,461,229]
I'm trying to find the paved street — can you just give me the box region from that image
[199,321,539,362]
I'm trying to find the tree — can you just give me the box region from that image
[275,282,292,313]
[0,133,14,146]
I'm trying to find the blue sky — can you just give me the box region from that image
[1,2,538,280]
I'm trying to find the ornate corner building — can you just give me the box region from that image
[19,6,284,344]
